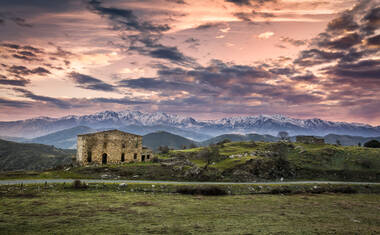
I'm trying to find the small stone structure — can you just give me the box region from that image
[76,130,153,165]
[296,135,325,144]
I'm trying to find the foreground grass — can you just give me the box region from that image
[0,188,379,234]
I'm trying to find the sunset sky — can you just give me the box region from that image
[0,0,379,124]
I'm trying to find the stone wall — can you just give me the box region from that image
[296,136,325,144]
[76,130,150,165]
[142,148,154,161]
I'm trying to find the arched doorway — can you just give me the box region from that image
[102,153,107,164]
[141,155,145,162]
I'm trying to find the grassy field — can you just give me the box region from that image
[0,185,379,234]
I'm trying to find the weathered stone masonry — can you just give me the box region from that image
[76,130,152,165]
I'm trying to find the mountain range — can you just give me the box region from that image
[1,125,379,151]
[1,110,380,140]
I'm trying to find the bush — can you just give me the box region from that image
[364,140,380,148]
[270,187,292,194]
[217,139,231,146]
[176,186,227,196]
[151,157,160,163]
[331,186,357,194]
[72,179,88,189]
[197,145,221,168]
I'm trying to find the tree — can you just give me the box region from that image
[278,131,289,142]
[336,140,341,146]
[217,139,231,147]
[189,143,197,149]
[358,142,361,147]
[197,145,221,169]
[364,140,380,148]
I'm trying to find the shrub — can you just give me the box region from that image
[176,186,227,196]
[331,186,357,194]
[197,145,221,168]
[151,157,160,163]
[270,187,292,194]
[364,140,380,148]
[217,139,231,146]
[72,179,88,189]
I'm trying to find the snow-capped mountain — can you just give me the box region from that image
[0,110,379,139]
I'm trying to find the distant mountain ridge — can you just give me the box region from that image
[1,110,380,139]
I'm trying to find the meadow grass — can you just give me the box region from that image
[0,187,379,234]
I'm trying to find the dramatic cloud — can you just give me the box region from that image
[0,98,30,108]
[13,88,72,109]
[8,66,50,76]
[87,0,170,33]
[0,77,30,86]
[70,72,116,92]
[225,0,252,6]
[0,0,379,124]
[279,37,307,47]
[257,32,274,39]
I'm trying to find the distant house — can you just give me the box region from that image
[76,130,153,165]
[296,136,325,144]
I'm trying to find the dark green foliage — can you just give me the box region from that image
[72,179,88,189]
[217,139,231,147]
[364,140,380,148]
[278,131,289,142]
[197,145,221,168]
[151,157,160,163]
[269,187,292,194]
[176,186,227,196]
[0,139,74,171]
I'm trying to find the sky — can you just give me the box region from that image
[0,0,379,124]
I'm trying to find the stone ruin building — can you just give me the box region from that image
[76,129,153,165]
[296,135,325,144]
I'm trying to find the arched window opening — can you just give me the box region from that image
[121,153,125,162]
[102,153,107,164]
[87,151,92,163]
[133,153,137,160]
[147,155,150,160]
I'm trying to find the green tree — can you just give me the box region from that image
[278,131,290,142]
[364,140,380,148]
[197,145,221,169]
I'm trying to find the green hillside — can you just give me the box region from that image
[142,131,197,150]
[201,133,278,146]
[323,134,380,146]
[0,139,74,171]
[169,141,380,181]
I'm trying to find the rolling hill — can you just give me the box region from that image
[323,134,380,146]
[0,139,74,171]
[142,131,197,150]
[29,126,96,149]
